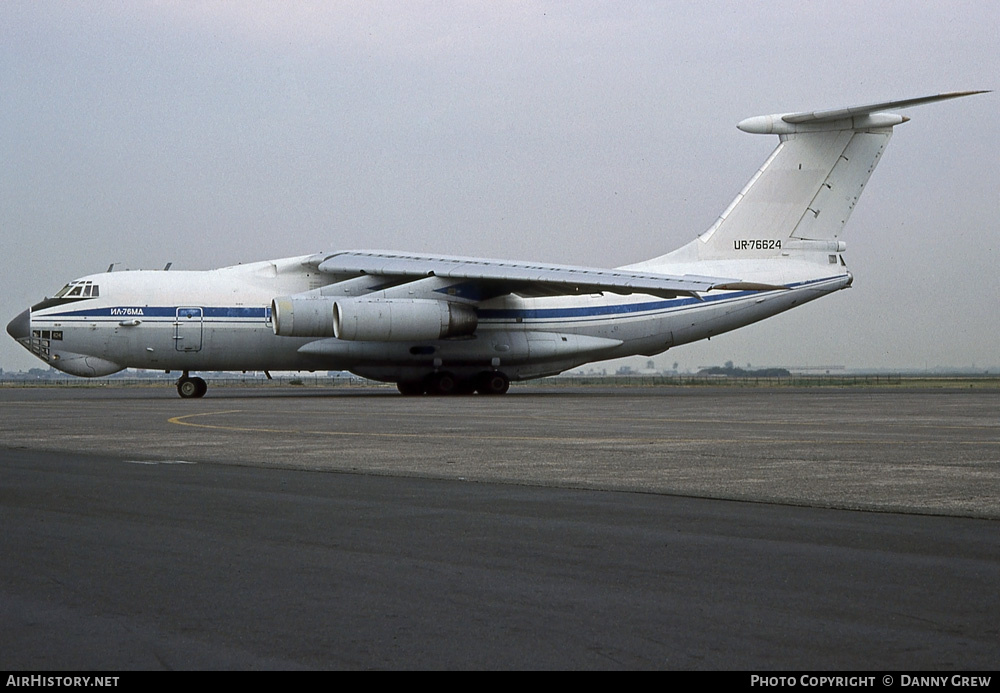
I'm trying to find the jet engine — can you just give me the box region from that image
[271,296,477,341]
[333,298,477,341]
[271,296,337,337]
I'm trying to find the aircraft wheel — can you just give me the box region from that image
[192,377,208,398]
[397,380,425,396]
[177,376,208,399]
[476,371,510,395]
[177,378,198,398]
[429,372,458,396]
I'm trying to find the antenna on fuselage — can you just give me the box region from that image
[163,262,172,271]
[107,263,116,273]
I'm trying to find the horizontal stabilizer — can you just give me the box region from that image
[781,91,989,124]
[738,90,989,135]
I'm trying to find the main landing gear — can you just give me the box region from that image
[176,371,208,399]
[397,370,510,396]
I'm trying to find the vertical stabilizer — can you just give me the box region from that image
[690,128,891,261]
[634,91,988,268]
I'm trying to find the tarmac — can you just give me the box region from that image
[1,385,998,669]
[2,385,998,517]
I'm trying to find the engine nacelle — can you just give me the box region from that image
[271,296,336,337]
[333,298,478,342]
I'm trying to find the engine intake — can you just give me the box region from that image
[271,296,336,337]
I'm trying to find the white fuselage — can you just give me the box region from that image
[15,254,849,382]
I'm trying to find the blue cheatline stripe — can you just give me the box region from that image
[40,306,271,319]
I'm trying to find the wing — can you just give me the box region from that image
[309,251,775,301]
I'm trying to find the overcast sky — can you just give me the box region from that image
[2,1,997,373]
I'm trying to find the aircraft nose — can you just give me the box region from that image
[6,308,30,341]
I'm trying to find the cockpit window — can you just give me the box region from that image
[54,280,100,299]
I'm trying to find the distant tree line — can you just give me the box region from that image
[697,364,791,377]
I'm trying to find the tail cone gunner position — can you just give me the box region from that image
[7,91,987,397]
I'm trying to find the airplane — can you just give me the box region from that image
[7,91,987,398]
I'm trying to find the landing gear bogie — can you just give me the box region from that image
[395,370,510,396]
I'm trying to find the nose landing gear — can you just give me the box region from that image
[176,372,208,398]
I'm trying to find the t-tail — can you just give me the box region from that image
[631,91,988,275]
